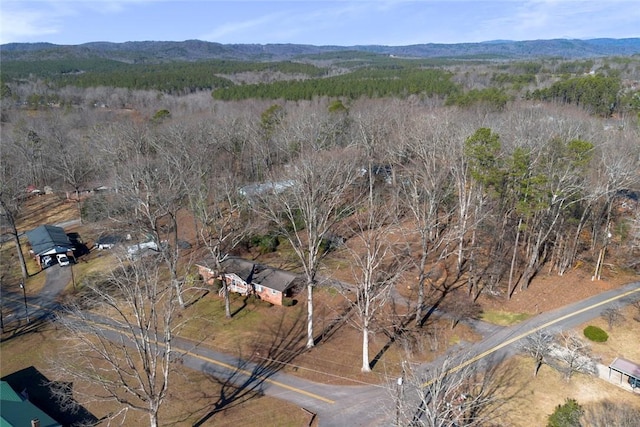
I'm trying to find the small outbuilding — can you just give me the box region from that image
[25,225,75,269]
[608,357,640,390]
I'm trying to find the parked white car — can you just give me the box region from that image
[56,253,70,266]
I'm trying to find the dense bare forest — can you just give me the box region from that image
[2,74,639,288]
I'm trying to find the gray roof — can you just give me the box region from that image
[221,257,255,283]
[199,256,298,292]
[25,225,74,256]
[252,263,298,292]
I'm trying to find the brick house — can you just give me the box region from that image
[196,257,300,306]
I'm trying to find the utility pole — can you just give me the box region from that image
[0,276,4,333]
[395,361,406,426]
[71,261,76,290]
[0,298,4,333]
[19,281,29,323]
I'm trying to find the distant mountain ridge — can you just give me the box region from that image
[2,38,639,62]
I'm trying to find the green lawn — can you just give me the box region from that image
[480,309,531,326]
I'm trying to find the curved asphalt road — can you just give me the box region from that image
[5,266,639,427]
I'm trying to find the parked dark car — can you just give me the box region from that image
[629,376,640,388]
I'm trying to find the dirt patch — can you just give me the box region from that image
[478,268,637,316]
[16,194,79,231]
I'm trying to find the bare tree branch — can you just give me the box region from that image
[50,254,181,427]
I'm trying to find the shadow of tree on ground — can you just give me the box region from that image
[187,309,308,426]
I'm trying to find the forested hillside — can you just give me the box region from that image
[3,38,640,61]
[0,39,640,117]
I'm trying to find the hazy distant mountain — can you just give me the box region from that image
[2,38,639,62]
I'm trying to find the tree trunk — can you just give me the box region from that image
[415,239,428,327]
[306,282,314,348]
[361,322,371,372]
[224,281,231,318]
[561,207,590,275]
[75,188,83,224]
[171,275,184,310]
[12,231,29,280]
[507,218,522,299]
[534,357,543,377]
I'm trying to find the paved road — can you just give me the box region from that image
[4,266,639,426]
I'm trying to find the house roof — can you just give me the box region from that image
[0,381,61,427]
[221,257,256,283]
[252,264,298,292]
[25,225,74,256]
[198,256,299,293]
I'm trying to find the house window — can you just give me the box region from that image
[270,289,278,295]
[254,284,263,292]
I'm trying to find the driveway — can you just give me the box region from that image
[1,264,71,326]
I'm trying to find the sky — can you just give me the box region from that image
[1,0,639,46]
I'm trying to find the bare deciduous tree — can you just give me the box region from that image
[600,304,625,330]
[47,125,97,221]
[51,255,180,427]
[0,158,30,279]
[106,122,190,307]
[520,330,554,376]
[393,356,518,427]
[342,202,405,372]
[398,126,455,326]
[553,331,598,381]
[256,147,360,348]
[193,175,250,319]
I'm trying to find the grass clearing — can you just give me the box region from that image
[503,355,640,427]
[577,305,640,364]
[480,309,531,326]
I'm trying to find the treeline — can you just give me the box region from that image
[212,68,460,101]
[528,74,621,116]
[1,58,327,94]
[2,54,639,117]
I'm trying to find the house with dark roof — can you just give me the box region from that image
[1,381,62,427]
[25,225,75,269]
[196,257,300,306]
